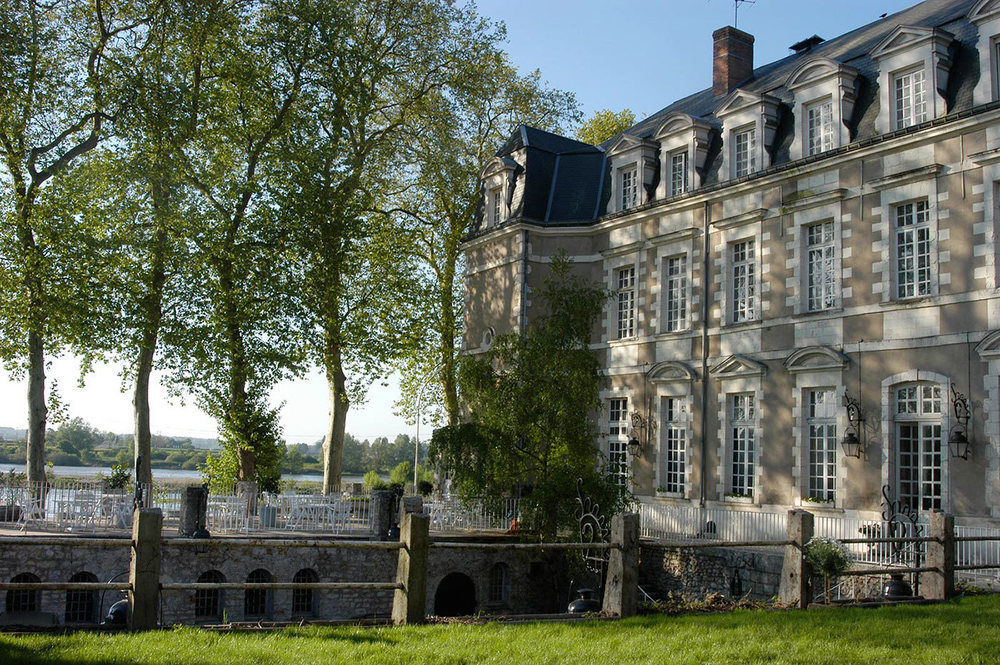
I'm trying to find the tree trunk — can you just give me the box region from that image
[322,339,349,495]
[26,329,47,485]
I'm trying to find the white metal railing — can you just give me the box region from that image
[639,501,787,543]
[424,497,520,533]
[956,525,1000,586]
[0,480,134,532]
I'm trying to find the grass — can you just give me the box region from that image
[1,595,998,665]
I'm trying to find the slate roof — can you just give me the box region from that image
[480,0,984,231]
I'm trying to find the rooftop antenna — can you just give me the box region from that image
[734,0,755,27]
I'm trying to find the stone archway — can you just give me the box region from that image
[433,572,477,616]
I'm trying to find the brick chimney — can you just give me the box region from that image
[713,26,754,96]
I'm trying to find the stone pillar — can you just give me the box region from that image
[779,509,813,609]
[923,510,955,600]
[128,507,163,630]
[400,495,423,521]
[371,490,395,540]
[392,512,429,625]
[178,485,208,537]
[602,513,639,617]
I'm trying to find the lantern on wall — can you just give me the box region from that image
[948,383,972,460]
[841,392,865,459]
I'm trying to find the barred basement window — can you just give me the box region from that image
[65,571,98,624]
[292,568,318,615]
[895,200,931,299]
[615,266,635,339]
[729,394,755,497]
[195,570,224,621]
[244,569,272,619]
[806,389,837,501]
[488,564,510,603]
[5,573,40,613]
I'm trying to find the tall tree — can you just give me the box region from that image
[395,53,579,428]
[278,0,491,493]
[574,108,636,145]
[168,0,316,488]
[0,0,149,483]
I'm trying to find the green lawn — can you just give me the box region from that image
[2,596,998,665]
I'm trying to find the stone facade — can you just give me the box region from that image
[463,0,1000,524]
[639,545,784,601]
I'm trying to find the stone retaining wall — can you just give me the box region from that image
[639,544,785,601]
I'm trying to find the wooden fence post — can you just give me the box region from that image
[602,512,639,617]
[779,509,813,609]
[924,510,955,600]
[392,511,429,625]
[128,507,163,630]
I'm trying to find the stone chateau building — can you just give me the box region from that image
[462,0,1000,524]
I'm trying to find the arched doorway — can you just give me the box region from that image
[433,572,476,616]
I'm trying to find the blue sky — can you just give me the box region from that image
[1,0,921,445]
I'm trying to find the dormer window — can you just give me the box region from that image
[653,113,711,200]
[894,68,927,129]
[785,58,858,160]
[620,166,638,210]
[479,156,517,229]
[734,127,757,177]
[670,151,688,196]
[806,99,834,156]
[969,0,1000,105]
[870,25,953,134]
[490,186,503,225]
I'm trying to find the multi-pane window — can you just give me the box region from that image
[895,200,932,299]
[731,240,756,323]
[292,568,318,615]
[894,68,927,129]
[729,394,755,497]
[620,166,638,210]
[806,389,837,501]
[5,573,40,614]
[670,150,688,196]
[244,569,272,619]
[734,127,757,177]
[490,186,502,224]
[616,266,635,339]
[664,255,687,332]
[195,570,224,621]
[65,572,99,624]
[662,397,686,494]
[895,384,943,511]
[806,221,837,311]
[608,397,630,487]
[489,564,510,603]
[806,100,834,155]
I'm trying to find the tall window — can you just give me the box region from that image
[292,568,318,616]
[734,127,757,177]
[895,384,943,511]
[490,186,502,225]
[894,68,927,129]
[616,266,635,339]
[895,200,931,299]
[195,570,224,621]
[670,151,688,196]
[664,255,687,332]
[620,166,638,210]
[806,389,837,501]
[244,569,272,619]
[731,240,756,323]
[662,398,686,494]
[806,100,834,156]
[806,221,836,311]
[488,564,510,603]
[608,397,630,487]
[65,572,99,624]
[729,393,755,497]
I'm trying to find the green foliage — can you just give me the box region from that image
[201,394,285,494]
[362,470,386,492]
[389,461,412,486]
[106,464,132,490]
[574,108,637,145]
[804,536,854,578]
[430,254,626,538]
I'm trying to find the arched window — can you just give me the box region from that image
[195,570,225,622]
[65,572,98,624]
[488,564,509,604]
[894,382,944,510]
[5,573,40,614]
[244,569,272,620]
[292,569,318,616]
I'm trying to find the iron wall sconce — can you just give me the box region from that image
[627,411,652,459]
[948,383,972,460]
[841,392,866,459]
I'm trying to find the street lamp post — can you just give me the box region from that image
[413,363,443,492]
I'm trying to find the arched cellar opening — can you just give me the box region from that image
[433,572,476,617]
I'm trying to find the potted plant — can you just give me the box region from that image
[804,536,853,604]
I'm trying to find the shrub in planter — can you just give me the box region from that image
[804,536,853,603]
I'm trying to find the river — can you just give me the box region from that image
[0,463,366,485]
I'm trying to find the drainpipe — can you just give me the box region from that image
[520,230,529,332]
[699,201,712,507]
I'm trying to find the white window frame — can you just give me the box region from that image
[490,186,503,225]
[730,239,756,324]
[894,383,944,511]
[620,166,638,211]
[733,126,757,178]
[893,67,928,130]
[870,25,951,133]
[615,265,636,339]
[805,220,837,312]
[875,178,941,305]
[806,388,838,501]
[805,99,835,156]
[608,397,630,488]
[669,150,688,196]
[664,254,688,332]
[785,59,858,161]
[728,393,756,497]
[894,199,933,300]
[660,397,687,496]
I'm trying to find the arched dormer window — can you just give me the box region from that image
[715,89,780,180]
[605,134,657,213]
[480,157,517,228]
[870,25,954,133]
[785,58,859,160]
[653,114,711,199]
[969,0,1000,104]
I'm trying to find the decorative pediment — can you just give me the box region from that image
[970,0,1000,23]
[783,346,850,373]
[606,133,657,158]
[785,57,858,91]
[870,25,953,61]
[976,330,1000,360]
[715,89,780,119]
[648,361,698,383]
[480,156,517,180]
[653,113,711,141]
[710,354,767,379]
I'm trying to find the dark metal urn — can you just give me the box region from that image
[567,588,602,613]
[882,573,914,600]
[101,599,129,626]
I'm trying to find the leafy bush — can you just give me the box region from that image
[106,463,132,490]
[363,470,387,491]
[804,536,853,603]
[389,461,412,486]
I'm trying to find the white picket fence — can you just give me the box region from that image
[639,501,787,542]
[424,497,520,533]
